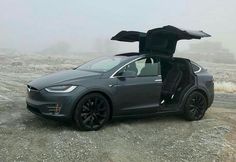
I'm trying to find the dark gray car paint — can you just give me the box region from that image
[195,68,214,107]
[29,69,102,90]
[111,26,211,56]
[113,75,162,115]
[26,53,214,120]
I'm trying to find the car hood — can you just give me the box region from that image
[28,69,101,90]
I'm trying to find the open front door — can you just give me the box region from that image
[113,56,162,115]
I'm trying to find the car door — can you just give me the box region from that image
[113,56,162,115]
[112,26,211,57]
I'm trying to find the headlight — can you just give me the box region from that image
[45,85,77,93]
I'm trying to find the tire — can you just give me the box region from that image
[184,91,207,121]
[74,93,110,131]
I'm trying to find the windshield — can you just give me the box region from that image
[77,56,127,72]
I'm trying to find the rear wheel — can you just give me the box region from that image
[74,93,110,131]
[184,91,207,121]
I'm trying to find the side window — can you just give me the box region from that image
[135,58,146,75]
[115,56,161,77]
[138,57,160,76]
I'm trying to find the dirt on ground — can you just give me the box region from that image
[0,54,236,162]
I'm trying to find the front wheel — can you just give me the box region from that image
[74,93,110,131]
[184,91,207,121]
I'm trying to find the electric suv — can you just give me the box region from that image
[26,26,214,131]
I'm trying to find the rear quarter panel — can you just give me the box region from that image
[196,69,214,108]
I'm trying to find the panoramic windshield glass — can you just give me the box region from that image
[77,56,126,72]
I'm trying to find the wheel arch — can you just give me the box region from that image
[180,86,209,110]
[71,90,114,120]
[194,89,208,106]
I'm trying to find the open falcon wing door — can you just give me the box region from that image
[111,31,145,42]
[111,25,211,57]
[111,31,147,53]
[145,26,211,57]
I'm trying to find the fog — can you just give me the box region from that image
[1,2,236,161]
[0,0,236,56]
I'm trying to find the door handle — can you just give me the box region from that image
[109,84,119,87]
[155,79,162,82]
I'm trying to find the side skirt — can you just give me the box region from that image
[112,108,183,120]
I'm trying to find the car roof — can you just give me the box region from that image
[115,52,140,57]
[114,52,189,61]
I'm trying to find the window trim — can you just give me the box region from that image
[110,57,142,78]
[191,62,202,73]
[110,56,161,78]
[77,56,126,73]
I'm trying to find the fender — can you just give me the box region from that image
[178,85,210,110]
[70,86,115,117]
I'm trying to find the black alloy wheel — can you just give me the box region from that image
[184,91,207,121]
[74,93,110,131]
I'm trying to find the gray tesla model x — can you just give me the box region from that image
[26,26,214,131]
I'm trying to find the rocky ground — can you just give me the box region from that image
[0,54,236,162]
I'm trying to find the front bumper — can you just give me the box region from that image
[26,86,87,120]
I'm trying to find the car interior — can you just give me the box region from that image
[123,57,160,77]
[160,58,195,105]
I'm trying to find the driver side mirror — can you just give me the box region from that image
[116,70,137,79]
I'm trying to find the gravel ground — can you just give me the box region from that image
[0,54,236,162]
[0,97,235,162]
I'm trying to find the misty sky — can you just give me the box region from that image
[0,0,236,54]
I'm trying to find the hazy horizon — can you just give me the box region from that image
[0,0,236,55]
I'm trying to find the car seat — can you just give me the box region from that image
[161,63,183,103]
[126,62,138,75]
[139,58,157,76]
